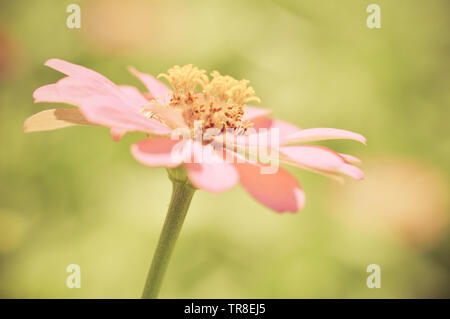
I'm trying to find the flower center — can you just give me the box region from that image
[158,64,260,135]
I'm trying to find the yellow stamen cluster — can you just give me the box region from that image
[157,64,208,96]
[158,65,260,135]
[204,71,261,105]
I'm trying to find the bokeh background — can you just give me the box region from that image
[0,0,449,298]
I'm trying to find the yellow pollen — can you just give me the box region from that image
[204,71,261,105]
[158,65,260,135]
[157,64,208,95]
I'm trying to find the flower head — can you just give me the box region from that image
[25,59,366,213]
[156,64,258,135]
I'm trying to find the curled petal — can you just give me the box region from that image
[234,159,305,213]
[42,59,149,107]
[44,58,117,84]
[284,128,366,145]
[339,153,361,164]
[24,108,94,133]
[339,163,365,179]
[34,74,147,110]
[34,59,172,134]
[34,76,170,135]
[280,145,364,180]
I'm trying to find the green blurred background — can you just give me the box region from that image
[0,0,449,298]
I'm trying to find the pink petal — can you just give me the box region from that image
[32,84,60,102]
[339,163,365,179]
[243,106,271,120]
[45,58,114,83]
[35,73,148,110]
[83,105,170,135]
[228,118,301,149]
[110,128,127,142]
[339,153,361,164]
[280,145,364,180]
[252,116,300,132]
[111,87,145,140]
[141,103,187,129]
[33,76,121,105]
[128,67,171,102]
[269,119,301,138]
[248,116,273,130]
[131,137,185,168]
[118,85,147,106]
[34,59,178,136]
[43,59,148,107]
[285,128,366,145]
[220,130,273,149]
[234,160,305,213]
[185,144,238,193]
[34,75,170,135]
[253,118,301,145]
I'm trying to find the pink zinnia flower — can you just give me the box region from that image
[25,59,365,213]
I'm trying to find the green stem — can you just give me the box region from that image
[141,168,195,299]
